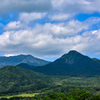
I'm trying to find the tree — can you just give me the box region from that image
[67,89,93,100]
[91,95,100,100]
[43,93,68,100]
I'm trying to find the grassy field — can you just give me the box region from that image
[0,93,39,99]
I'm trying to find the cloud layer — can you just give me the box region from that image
[0,0,100,60]
[1,16,100,58]
[1,0,100,15]
[0,0,52,15]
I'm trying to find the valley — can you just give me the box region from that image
[0,76,100,99]
[0,50,100,99]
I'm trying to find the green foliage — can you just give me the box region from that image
[38,89,100,100]
[1,89,100,100]
[67,89,92,100]
[16,63,35,70]
[1,65,100,99]
[91,95,100,100]
[0,66,52,94]
[43,93,67,100]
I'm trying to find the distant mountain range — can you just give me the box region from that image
[0,54,50,68]
[1,50,100,76]
[33,50,100,76]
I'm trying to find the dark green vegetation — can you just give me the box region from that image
[16,63,35,70]
[33,50,100,76]
[0,66,52,95]
[0,70,100,99]
[1,89,100,100]
[41,89,100,100]
[0,54,50,68]
[93,58,100,65]
[0,50,100,99]
[1,50,100,76]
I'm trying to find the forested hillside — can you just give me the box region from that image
[33,50,100,76]
[0,66,52,94]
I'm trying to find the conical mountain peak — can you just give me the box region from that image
[68,50,79,54]
[33,50,100,76]
[61,50,82,59]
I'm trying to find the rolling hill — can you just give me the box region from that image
[0,66,52,94]
[16,63,35,70]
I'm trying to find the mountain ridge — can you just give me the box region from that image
[16,63,35,70]
[33,50,100,76]
[0,54,50,68]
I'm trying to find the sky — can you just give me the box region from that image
[0,0,100,61]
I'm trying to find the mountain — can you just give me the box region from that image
[33,50,100,76]
[0,54,50,68]
[0,66,52,94]
[16,63,36,70]
[92,58,100,65]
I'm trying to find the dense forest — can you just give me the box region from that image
[0,51,100,99]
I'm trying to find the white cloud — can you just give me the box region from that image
[32,20,88,38]
[4,21,23,30]
[1,0,100,59]
[4,54,18,57]
[49,13,72,21]
[52,0,100,14]
[1,18,100,58]
[4,12,47,30]
[92,30,97,34]
[85,17,100,25]
[19,12,47,24]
